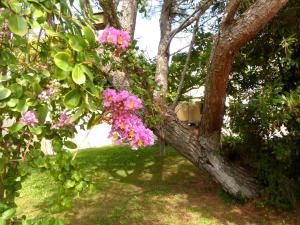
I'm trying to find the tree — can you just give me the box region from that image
[0,4,291,224]
[101,0,289,198]
[225,0,300,208]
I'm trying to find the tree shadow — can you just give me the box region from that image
[28,145,300,225]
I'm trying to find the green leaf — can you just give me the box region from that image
[80,65,93,81]
[10,84,23,98]
[64,90,81,109]
[32,8,45,19]
[7,98,18,107]
[42,24,60,37]
[0,102,6,109]
[52,138,62,152]
[41,70,50,77]
[0,87,11,100]
[8,1,22,13]
[84,93,97,112]
[72,64,86,85]
[72,171,81,181]
[14,99,28,112]
[56,219,65,225]
[29,126,42,135]
[1,207,16,220]
[70,104,85,122]
[0,14,4,28]
[34,157,46,168]
[8,15,28,36]
[83,26,96,47]
[0,158,7,172]
[0,50,17,66]
[64,180,76,189]
[75,182,84,192]
[68,36,87,52]
[37,105,48,124]
[22,219,32,225]
[0,203,8,212]
[65,141,77,149]
[87,113,96,129]
[0,218,5,225]
[32,82,42,94]
[9,123,24,133]
[54,67,70,80]
[50,204,62,213]
[61,197,72,209]
[54,52,73,72]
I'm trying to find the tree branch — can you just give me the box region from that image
[98,0,121,28]
[228,0,289,49]
[120,0,138,36]
[200,0,289,145]
[172,17,200,107]
[153,0,173,102]
[170,0,214,40]
[221,0,243,29]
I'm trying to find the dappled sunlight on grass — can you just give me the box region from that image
[16,145,300,225]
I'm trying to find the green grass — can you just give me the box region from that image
[16,145,299,225]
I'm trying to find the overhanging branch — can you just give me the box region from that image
[98,0,121,28]
[169,0,214,41]
[221,0,243,29]
[228,0,289,49]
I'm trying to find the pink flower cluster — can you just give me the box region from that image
[98,27,130,50]
[103,89,154,150]
[20,111,39,126]
[38,80,60,102]
[19,110,73,131]
[52,112,72,129]
[38,88,55,101]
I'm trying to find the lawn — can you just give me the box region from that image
[16,145,300,225]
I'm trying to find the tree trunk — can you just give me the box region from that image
[153,0,172,102]
[200,39,234,149]
[200,0,289,148]
[120,0,138,36]
[159,110,260,198]
[106,0,289,199]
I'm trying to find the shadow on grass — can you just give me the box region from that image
[19,145,300,225]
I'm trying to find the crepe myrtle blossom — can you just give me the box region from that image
[20,110,39,126]
[38,88,56,101]
[102,89,154,150]
[124,95,142,111]
[98,27,130,50]
[52,112,73,129]
[38,80,60,102]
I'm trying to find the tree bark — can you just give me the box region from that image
[153,0,173,103]
[120,0,138,36]
[157,109,260,198]
[98,0,121,28]
[200,0,289,149]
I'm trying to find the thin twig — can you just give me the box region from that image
[169,0,214,43]
[172,17,200,108]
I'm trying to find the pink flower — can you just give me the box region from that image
[124,96,142,111]
[102,88,154,150]
[117,90,129,101]
[102,89,117,107]
[20,111,39,126]
[98,27,130,50]
[38,88,56,101]
[52,112,72,129]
